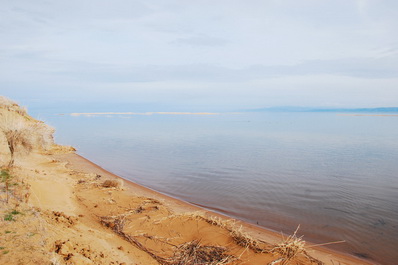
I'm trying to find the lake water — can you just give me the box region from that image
[41,111,398,264]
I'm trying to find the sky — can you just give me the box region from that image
[0,0,397,111]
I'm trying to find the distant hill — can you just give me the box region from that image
[247,107,398,113]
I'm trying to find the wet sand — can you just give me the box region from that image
[42,149,377,264]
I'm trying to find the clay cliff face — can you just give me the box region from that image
[0,96,55,167]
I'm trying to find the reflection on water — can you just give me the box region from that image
[45,112,398,264]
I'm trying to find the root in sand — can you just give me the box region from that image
[268,225,323,265]
[100,215,237,265]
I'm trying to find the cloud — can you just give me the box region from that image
[1,50,397,96]
[172,35,228,47]
[1,0,398,110]
[246,56,398,79]
[10,54,395,85]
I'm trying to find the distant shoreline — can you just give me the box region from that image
[63,112,221,116]
[337,114,398,117]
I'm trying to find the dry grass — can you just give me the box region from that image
[156,213,270,253]
[201,215,266,253]
[0,99,55,167]
[0,112,34,167]
[100,214,237,265]
[167,240,236,265]
[203,216,324,264]
[229,225,265,253]
[0,167,31,204]
[157,213,268,253]
[268,226,323,265]
[101,215,170,264]
[269,231,305,264]
[101,179,123,188]
[98,206,325,265]
[0,96,27,116]
[31,121,55,150]
[98,190,324,265]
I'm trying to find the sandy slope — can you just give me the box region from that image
[0,146,376,265]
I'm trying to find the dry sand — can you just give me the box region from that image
[0,146,377,265]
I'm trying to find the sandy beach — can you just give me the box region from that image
[0,98,376,264]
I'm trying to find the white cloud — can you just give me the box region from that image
[0,0,397,109]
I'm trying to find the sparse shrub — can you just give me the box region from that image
[102,179,123,188]
[0,96,55,167]
[0,96,22,111]
[167,240,236,265]
[10,210,21,215]
[0,110,33,167]
[1,169,12,203]
[268,225,319,265]
[3,210,22,221]
[31,121,55,150]
[4,214,13,221]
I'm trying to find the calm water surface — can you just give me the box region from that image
[43,112,398,264]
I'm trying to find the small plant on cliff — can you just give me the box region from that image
[0,96,27,116]
[1,169,12,203]
[0,97,55,166]
[0,109,33,167]
[3,210,21,221]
